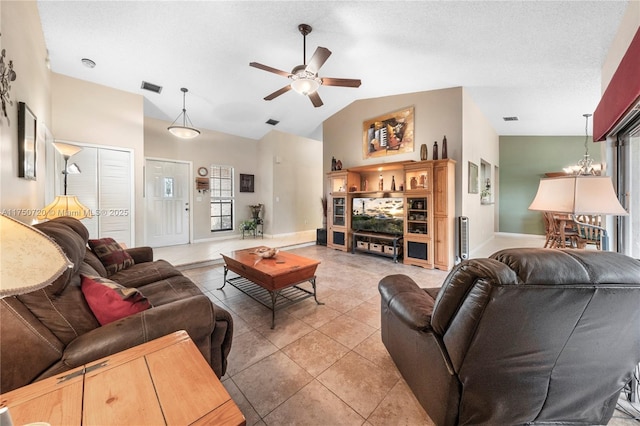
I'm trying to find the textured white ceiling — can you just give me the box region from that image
[37,1,628,140]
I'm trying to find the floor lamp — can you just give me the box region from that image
[37,142,92,221]
[529,175,628,251]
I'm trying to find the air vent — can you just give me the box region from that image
[266,119,279,126]
[503,116,519,121]
[141,81,163,94]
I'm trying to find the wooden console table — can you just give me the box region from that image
[0,331,245,426]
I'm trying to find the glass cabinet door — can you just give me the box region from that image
[407,197,428,235]
[333,197,346,226]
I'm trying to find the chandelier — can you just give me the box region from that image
[563,113,601,175]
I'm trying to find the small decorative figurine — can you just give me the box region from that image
[442,135,448,159]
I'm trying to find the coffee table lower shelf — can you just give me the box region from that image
[219,272,322,329]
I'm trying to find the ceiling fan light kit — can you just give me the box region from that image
[168,87,200,139]
[250,23,361,108]
[290,74,321,96]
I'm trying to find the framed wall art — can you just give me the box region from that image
[468,161,479,194]
[18,102,37,180]
[363,106,414,159]
[239,174,254,193]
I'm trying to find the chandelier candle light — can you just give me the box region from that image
[168,87,200,139]
[563,114,602,175]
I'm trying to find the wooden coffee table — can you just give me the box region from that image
[0,331,245,426]
[219,247,323,328]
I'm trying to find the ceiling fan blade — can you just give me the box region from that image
[321,77,362,88]
[250,62,291,78]
[309,91,323,108]
[264,85,292,101]
[305,47,331,75]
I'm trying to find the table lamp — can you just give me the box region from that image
[37,142,91,221]
[0,214,72,297]
[528,175,628,251]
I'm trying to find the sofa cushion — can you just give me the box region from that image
[108,260,185,288]
[84,250,108,277]
[88,238,134,276]
[81,275,151,325]
[139,275,205,306]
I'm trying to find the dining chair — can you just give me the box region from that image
[574,214,603,250]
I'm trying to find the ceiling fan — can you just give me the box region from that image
[250,24,361,108]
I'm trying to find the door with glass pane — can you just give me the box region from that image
[145,159,190,247]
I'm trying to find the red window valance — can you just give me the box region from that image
[593,27,640,141]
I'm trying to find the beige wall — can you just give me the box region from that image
[144,116,261,241]
[145,120,321,240]
[462,89,499,248]
[50,73,145,245]
[601,0,640,92]
[258,130,323,235]
[0,1,51,223]
[323,87,499,251]
[323,87,463,178]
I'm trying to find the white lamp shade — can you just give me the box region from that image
[37,195,93,221]
[168,125,200,139]
[0,215,72,297]
[529,175,628,215]
[52,142,82,159]
[291,78,320,95]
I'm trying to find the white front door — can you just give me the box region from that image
[145,159,190,247]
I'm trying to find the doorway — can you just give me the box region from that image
[145,159,190,247]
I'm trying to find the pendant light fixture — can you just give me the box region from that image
[168,87,200,139]
[563,113,601,175]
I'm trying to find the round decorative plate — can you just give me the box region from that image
[198,167,208,177]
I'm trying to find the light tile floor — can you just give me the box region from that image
[160,233,637,425]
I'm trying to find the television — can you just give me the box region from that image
[352,197,404,235]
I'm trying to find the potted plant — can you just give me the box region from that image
[240,220,256,231]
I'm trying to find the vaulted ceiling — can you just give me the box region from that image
[37,1,628,141]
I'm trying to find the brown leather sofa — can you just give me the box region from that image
[379,248,640,425]
[1,216,233,393]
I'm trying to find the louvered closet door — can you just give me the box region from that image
[66,146,99,238]
[98,149,132,246]
[64,145,133,247]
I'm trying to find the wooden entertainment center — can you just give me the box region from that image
[327,159,455,270]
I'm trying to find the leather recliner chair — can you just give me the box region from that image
[379,248,640,425]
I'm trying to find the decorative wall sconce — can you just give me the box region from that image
[1,33,18,125]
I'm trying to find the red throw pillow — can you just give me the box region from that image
[88,238,134,276]
[80,275,152,325]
